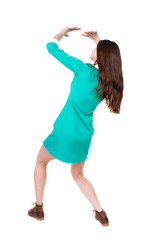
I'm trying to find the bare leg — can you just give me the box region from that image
[34,144,55,205]
[71,160,103,212]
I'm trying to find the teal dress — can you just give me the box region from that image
[43,39,103,163]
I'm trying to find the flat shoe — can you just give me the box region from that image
[92,208,109,226]
[28,202,45,221]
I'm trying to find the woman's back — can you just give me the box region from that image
[69,63,103,115]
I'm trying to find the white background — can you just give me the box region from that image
[0,0,148,239]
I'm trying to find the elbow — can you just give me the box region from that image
[46,42,57,53]
[46,43,51,53]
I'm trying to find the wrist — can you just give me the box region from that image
[53,31,64,41]
[94,37,100,44]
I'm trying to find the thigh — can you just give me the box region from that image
[36,144,55,164]
[71,160,86,177]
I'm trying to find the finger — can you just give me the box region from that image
[69,27,81,31]
[81,34,88,37]
[84,31,91,35]
[73,27,81,29]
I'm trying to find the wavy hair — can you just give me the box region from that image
[92,39,124,114]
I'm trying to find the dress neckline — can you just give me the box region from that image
[86,63,99,71]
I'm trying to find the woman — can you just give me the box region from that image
[28,26,124,227]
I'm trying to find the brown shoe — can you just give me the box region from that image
[28,202,44,221]
[92,208,109,226]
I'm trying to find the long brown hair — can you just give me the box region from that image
[92,39,124,114]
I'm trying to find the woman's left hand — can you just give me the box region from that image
[61,26,81,37]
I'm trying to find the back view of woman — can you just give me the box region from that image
[27,26,124,227]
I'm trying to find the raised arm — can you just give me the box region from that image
[46,39,88,75]
[46,27,88,75]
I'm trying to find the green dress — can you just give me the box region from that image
[43,39,103,163]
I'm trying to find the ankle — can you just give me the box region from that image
[95,207,103,212]
[36,202,43,206]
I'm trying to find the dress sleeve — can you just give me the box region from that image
[46,38,88,75]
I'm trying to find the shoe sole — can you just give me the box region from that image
[28,213,44,221]
[36,217,44,220]
[102,223,109,226]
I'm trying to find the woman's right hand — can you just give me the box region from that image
[81,30,100,44]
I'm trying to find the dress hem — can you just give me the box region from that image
[43,141,87,164]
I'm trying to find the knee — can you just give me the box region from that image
[71,170,84,182]
[36,155,49,166]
